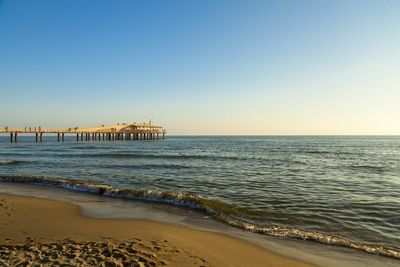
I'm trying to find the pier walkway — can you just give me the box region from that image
[0,123,166,143]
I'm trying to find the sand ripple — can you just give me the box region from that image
[0,239,206,267]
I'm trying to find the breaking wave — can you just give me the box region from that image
[0,160,22,165]
[0,174,399,259]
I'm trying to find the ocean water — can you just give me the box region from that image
[0,135,399,259]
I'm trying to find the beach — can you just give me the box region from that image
[1,136,400,266]
[0,192,313,266]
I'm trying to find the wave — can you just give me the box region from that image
[61,151,303,165]
[301,150,362,156]
[348,165,386,173]
[0,174,399,259]
[69,145,115,150]
[0,160,22,165]
[103,163,200,170]
[302,150,331,154]
[74,152,240,161]
[221,217,400,259]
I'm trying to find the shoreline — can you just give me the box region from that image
[1,174,399,261]
[0,192,313,266]
[1,182,400,267]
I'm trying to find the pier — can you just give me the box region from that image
[1,123,166,143]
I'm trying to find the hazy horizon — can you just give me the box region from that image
[1,0,399,135]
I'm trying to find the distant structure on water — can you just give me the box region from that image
[1,122,167,143]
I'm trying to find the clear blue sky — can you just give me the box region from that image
[0,0,399,134]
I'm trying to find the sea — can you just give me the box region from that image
[0,135,399,264]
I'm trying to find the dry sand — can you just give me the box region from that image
[0,193,314,266]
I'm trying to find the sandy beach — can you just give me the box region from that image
[0,193,313,266]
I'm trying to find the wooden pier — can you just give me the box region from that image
[0,123,166,143]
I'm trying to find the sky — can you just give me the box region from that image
[0,0,399,135]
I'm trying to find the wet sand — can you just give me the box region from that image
[0,193,313,266]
